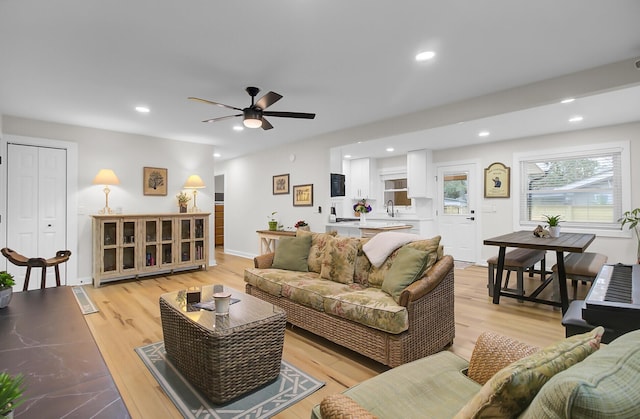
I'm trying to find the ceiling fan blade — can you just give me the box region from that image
[261,117,274,130]
[256,91,283,110]
[188,96,242,111]
[263,111,316,119]
[202,114,242,123]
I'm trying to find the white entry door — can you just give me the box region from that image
[7,144,67,290]
[436,163,478,262]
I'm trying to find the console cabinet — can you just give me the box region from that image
[92,213,210,287]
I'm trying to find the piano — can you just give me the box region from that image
[583,263,640,333]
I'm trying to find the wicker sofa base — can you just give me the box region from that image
[245,265,455,367]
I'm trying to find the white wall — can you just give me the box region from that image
[220,121,640,265]
[2,115,216,284]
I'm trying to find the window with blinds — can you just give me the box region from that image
[518,144,626,230]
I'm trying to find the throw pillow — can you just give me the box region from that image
[381,246,430,303]
[296,229,337,273]
[320,236,358,284]
[271,235,312,272]
[524,329,640,418]
[454,326,604,419]
[363,231,418,268]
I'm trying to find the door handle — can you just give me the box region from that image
[466,217,475,221]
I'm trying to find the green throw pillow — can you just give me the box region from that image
[454,326,604,419]
[381,246,430,302]
[271,235,312,272]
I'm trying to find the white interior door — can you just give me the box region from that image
[437,163,479,262]
[7,144,67,290]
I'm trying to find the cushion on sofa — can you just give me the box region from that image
[296,229,336,273]
[367,236,441,287]
[381,246,431,303]
[523,329,640,418]
[282,278,356,311]
[323,287,409,334]
[454,326,604,419]
[244,268,320,296]
[353,238,372,286]
[320,236,359,284]
[363,231,418,268]
[271,235,312,271]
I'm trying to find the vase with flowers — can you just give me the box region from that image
[353,199,372,223]
[176,192,191,213]
[267,211,278,231]
[295,220,310,231]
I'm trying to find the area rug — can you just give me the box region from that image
[135,341,325,419]
[71,286,99,314]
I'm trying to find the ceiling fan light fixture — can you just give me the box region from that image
[243,108,262,128]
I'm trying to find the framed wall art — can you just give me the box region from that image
[272,173,290,195]
[293,184,313,207]
[143,167,168,196]
[484,162,510,198]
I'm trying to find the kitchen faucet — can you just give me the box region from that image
[386,199,395,217]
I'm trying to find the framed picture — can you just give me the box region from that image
[484,162,510,198]
[293,184,313,207]
[272,173,290,195]
[143,167,168,196]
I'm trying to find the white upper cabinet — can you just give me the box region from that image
[407,149,433,198]
[349,158,376,199]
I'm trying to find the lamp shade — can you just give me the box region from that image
[184,174,205,189]
[243,108,263,128]
[93,169,120,185]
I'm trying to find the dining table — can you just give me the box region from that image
[484,230,596,314]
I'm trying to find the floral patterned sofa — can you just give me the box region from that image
[244,230,455,367]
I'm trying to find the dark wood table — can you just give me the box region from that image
[0,287,129,418]
[484,231,596,314]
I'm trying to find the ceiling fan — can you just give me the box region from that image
[188,86,315,130]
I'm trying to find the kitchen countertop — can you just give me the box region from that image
[327,220,413,229]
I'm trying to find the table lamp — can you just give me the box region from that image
[93,169,120,214]
[184,174,206,212]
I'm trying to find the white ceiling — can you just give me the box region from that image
[1,1,640,161]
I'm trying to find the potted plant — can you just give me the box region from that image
[543,214,562,238]
[176,192,191,213]
[0,372,25,418]
[267,212,278,231]
[0,271,15,309]
[294,220,310,231]
[619,208,640,264]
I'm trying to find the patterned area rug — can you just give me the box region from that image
[136,341,325,419]
[71,286,99,314]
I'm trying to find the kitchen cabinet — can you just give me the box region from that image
[350,158,377,199]
[407,149,433,198]
[92,213,209,287]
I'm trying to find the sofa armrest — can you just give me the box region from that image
[398,254,454,307]
[320,394,378,419]
[467,331,539,385]
[253,253,275,268]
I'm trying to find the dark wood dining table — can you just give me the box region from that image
[484,230,596,314]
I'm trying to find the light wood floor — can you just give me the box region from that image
[83,248,590,419]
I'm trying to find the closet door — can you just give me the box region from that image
[7,144,67,290]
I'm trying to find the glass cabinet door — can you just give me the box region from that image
[160,218,173,266]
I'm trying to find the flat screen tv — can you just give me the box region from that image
[330,173,345,197]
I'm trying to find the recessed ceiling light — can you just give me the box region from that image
[135,106,150,113]
[569,116,584,123]
[386,147,395,152]
[415,51,436,62]
[478,131,490,137]
[344,154,352,159]
[213,153,221,158]
[233,125,244,131]
[561,98,575,104]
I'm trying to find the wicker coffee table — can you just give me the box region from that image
[159,286,286,403]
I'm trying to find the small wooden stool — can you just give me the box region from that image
[1,248,72,291]
[552,252,608,301]
[487,248,547,299]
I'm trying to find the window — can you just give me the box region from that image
[383,178,411,206]
[516,142,629,231]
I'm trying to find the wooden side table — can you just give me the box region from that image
[256,230,296,254]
